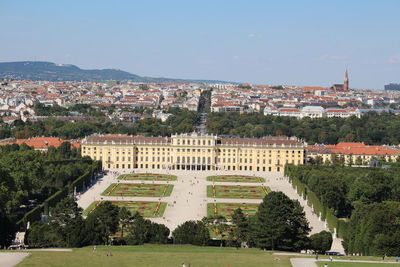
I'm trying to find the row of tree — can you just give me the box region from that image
[285,164,400,217]
[26,192,333,254]
[0,107,199,140]
[206,111,400,145]
[0,143,94,248]
[285,164,400,255]
[5,108,400,145]
[27,199,170,247]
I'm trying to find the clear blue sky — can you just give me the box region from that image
[1,0,399,88]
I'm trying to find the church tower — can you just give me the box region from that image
[344,69,349,90]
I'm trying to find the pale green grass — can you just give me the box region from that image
[14,245,293,267]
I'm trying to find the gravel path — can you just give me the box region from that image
[0,253,29,267]
[291,258,318,267]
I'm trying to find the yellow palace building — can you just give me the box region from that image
[81,133,305,172]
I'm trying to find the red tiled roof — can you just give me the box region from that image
[0,137,80,149]
[323,143,400,155]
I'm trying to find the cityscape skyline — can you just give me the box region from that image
[1,0,400,89]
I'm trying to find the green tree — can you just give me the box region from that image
[119,207,132,238]
[85,201,120,245]
[252,191,310,251]
[228,208,249,248]
[172,220,210,246]
[309,231,333,253]
[202,215,229,246]
[49,198,85,247]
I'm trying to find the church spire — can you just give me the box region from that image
[344,69,349,90]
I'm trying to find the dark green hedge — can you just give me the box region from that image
[285,164,349,238]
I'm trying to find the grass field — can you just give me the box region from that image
[207,203,259,218]
[102,183,174,197]
[82,201,167,217]
[118,173,177,181]
[207,175,265,183]
[13,245,294,267]
[4,245,395,267]
[207,185,271,199]
[316,261,398,266]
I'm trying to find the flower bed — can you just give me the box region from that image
[102,183,174,197]
[206,185,270,199]
[83,201,167,217]
[207,175,265,183]
[118,173,177,181]
[207,203,259,218]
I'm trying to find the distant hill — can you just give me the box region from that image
[0,61,234,83]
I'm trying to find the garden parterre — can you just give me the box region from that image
[118,173,177,181]
[207,203,260,218]
[102,183,174,197]
[207,185,271,199]
[207,175,265,183]
[83,201,167,217]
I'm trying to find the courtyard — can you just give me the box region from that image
[76,168,344,253]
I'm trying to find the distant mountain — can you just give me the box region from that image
[0,61,234,83]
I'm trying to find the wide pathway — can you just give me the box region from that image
[0,253,29,267]
[291,257,400,267]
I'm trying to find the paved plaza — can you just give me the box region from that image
[76,169,344,253]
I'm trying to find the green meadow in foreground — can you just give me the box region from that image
[13,245,293,267]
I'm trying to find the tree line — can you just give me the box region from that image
[206,111,400,145]
[0,143,94,248]
[285,164,400,256]
[0,107,199,140]
[26,192,332,254]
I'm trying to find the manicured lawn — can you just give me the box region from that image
[207,203,259,218]
[207,185,271,199]
[207,175,265,183]
[102,183,174,197]
[14,245,293,267]
[316,262,397,267]
[118,173,177,181]
[82,201,167,217]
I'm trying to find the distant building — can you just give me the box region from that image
[330,70,349,92]
[308,142,400,165]
[384,83,400,91]
[263,105,361,119]
[0,137,80,151]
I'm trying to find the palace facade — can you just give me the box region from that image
[81,133,306,172]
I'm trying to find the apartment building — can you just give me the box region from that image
[81,133,306,172]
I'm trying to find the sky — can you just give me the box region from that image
[1,0,399,89]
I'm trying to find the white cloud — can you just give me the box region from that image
[248,33,262,38]
[317,54,348,61]
[388,54,400,64]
